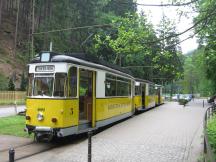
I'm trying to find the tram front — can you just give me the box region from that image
[25,52,78,141]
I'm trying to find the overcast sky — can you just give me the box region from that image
[136,0,198,54]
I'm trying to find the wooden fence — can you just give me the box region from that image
[0,91,26,105]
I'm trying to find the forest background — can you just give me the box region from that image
[0,0,215,97]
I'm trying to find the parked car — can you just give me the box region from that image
[208,95,216,103]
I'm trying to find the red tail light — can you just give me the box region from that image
[51,118,57,123]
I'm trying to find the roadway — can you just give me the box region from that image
[17,99,207,162]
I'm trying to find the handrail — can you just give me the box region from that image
[204,103,216,162]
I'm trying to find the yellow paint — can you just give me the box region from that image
[145,95,156,108]
[160,96,164,104]
[134,96,142,110]
[155,95,159,105]
[26,98,78,128]
[92,71,96,128]
[96,97,132,121]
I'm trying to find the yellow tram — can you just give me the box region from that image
[25,51,163,140]
[155,84,164,106]
[134,79,159,111]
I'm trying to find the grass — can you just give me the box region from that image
[0,115,32,138]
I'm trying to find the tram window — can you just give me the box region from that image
[54,73,67,97]
[135,86,141,95]
[149,85,155,95]
[105,79,116,96]
[33,77,53,96]
[129,82,131,96]
[68,67,77,97]
[117,81,129,96]
[27,74,34,96]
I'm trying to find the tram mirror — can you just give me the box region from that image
[41,52,50,62]
[135,82,140,86]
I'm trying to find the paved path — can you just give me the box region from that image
[19,99,207,162]
[0,105,25,117]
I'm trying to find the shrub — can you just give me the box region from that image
[8,78,15,91]
[207,115,216,154]
[178,99,188,105]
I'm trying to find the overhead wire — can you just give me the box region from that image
[120,0,199,7]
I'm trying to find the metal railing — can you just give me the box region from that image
[204,103,216,162]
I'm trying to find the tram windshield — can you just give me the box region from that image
[28,73,67,97]
[33,75,54,97]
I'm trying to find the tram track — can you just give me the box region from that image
[0,134,87,162]
[0,141,56,162]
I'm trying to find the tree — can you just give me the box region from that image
[8,77,15,91]
[182,47,214,96]
[156,14,184,82]
[0,73,8,90]
[104,0,136,17]
[20,72,27,91]
[195,0,216,93]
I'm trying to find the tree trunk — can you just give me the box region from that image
[0,0,3,27]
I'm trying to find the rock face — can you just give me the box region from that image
[0,14,26,89]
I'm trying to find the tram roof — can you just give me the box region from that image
[30,51,132,77]
[135,78,154,85]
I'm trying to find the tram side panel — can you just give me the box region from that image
[134,95,142,111]
[145,83,156,108]
[95,71,133,127]
[26,99,79,129]
[134,83,142,111]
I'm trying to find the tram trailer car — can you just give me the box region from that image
[134,79,158,111]
[155,84,164,106]
[25,52,136,140]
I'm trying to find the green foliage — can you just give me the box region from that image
[92,13,183,83]
[0,73,8,90]
[20,72,27,91]
[207,115,216,158]
[195,0,216,93]
[33,0,133,54]
[178,99,188,105]
[8,78,15,91]
[182,48,214,96]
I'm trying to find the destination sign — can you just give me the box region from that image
[35,65,55,72]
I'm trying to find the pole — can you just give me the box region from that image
[9,148,15,162]
[31,0,35,59]
[14,0,20,57]
[49,42,53,51]
[88,130,92,162]
[203,100,204,108]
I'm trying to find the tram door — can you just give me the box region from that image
[79,69,93,126]
[158,88,161,104]
[141,84,146,108]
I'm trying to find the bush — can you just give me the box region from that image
[8,78,15,91]
[207,115,216,156]
[178,99,188,105]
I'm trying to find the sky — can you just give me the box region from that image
[136,0,199,54]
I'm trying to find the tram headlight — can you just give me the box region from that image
[37,113,44,121]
